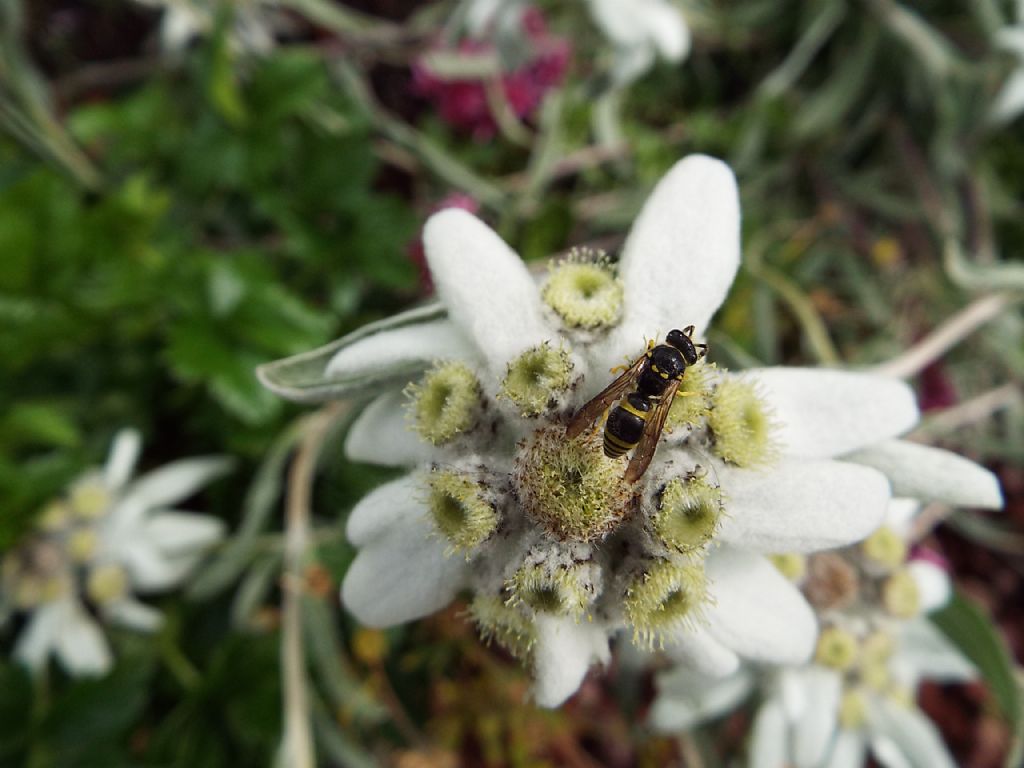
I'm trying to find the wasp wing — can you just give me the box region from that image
[565,353,647,438]
[624,378,680,484]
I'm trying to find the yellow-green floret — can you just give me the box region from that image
[427,470,499,553]
[540,251,624,330]
[514,426,630,542]
[500,343,574,417]
[882,568,921,618]
[469,595,536,660]
[706,378,779,467]
[507,561,596,618]
[624,559,708,648]
[653,475,724,554]
[406,361,482,445]
[666,362,713,431]
[814,626,859,671]
[861,525,908,571]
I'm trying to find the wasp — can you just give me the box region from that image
[566,326,708,484]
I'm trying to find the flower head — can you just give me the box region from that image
[652,491,1000,767]
[259,154,1004,707]
[0,430,231,676]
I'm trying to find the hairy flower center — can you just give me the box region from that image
[624,559,707,648]
[427,470,499,553]
[541,253,623,330]
[500,343,574,416]
[815,626,859,670]
[87,563,128,605]
[653,475,723,553]
[514,425,630,541]
[469,595,536,660]
[706,379,778,467]
[862,525,907,570]
[882,569,920,618]
[407,362,482,445]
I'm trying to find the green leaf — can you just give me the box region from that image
[931,592,1022,728]
[256,302,445,403]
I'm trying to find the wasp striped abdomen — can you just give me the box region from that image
[603,393,652,458]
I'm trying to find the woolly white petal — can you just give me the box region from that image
[704,548,817,664]
[423,209,553,375]
[120,457,233,511]
[346,474,423,546]
[908,560,951,614]
[586,0,689,61]
[845,440,1003,510]
[145,512,225,555]
[55,605,113,676]
[826,730,867,768]
[870,737,914,768]
[324,320,474,379]
[344,390,438,468]
[869,701,957,768]
[14,602,64,671]
[122,540,200,592]
[103,429,142,492]
[885,498,922,537]
[106,598,163,632]
[341,510,468,628]
[716,460,891,553]
[593,155,740,373]
[664,624,740,677]
[651,667,753,731]
[531,615,609,708]
[749,700,789,768]
[792,667,842,768]
[893,619,975,683]
[749,368,919,459]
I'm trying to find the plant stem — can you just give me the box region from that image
[871,291,1020,378]
[281,403,344,768]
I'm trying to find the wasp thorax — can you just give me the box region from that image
[540,249,623,330]
[406,361,482,445]
[652,474,724,554]
[426,469,499,553]
[706,378,779,467]
[513,425,631,542]
[624,558,708,648]
[500,343,574,417]
[469,594,536,660]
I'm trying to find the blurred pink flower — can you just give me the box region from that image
[412,7,570,139]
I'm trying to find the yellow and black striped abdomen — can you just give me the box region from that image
[603,393,652,458]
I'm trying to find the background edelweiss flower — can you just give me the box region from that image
[651,490,1003,768]
[263,155,984,708]
[460,0,687,86]
[133,0,283,53]
[584,0,690,85]
[0,429,231,676]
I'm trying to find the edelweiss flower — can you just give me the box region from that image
[258,155,980,707]
[652,490,1002,768]
[1,430,230,675]
[991,6,1024,125]
[460,0,688,85]
[585,0,690,85]
[133,0,282,53]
